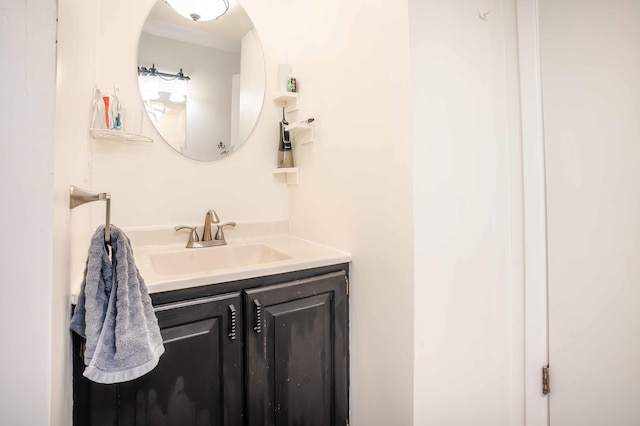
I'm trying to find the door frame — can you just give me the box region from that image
[516,0,550,424]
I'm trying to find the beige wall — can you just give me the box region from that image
[53,0,291,424]
[55,0,417,423]
[60,0,291,288]
[52,1,102,423]
[239,29,264,146]
[89,0,289,229]
[410,0,524,424]
[46,0,525,425]
[286,0,415,423]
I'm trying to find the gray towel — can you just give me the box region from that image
[70,225,164,384]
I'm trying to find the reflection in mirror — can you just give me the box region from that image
[138,0,265,161]
[138,66,189,149]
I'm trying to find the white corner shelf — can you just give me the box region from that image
[273,92,299,113]
[273,167,299,185]
[285,121,314,145]
[89,128,153,143]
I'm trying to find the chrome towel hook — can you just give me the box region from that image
[70,186,111,243]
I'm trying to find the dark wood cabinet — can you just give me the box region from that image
[73,265,349,426]
[74,292,243,426]
[123,292,243,426]
[245,272,348,426]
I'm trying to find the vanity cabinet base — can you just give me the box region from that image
[72,264,349,426]
[73,292,242,426]
[245,271,348,426]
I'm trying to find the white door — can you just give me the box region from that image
[539,0,640,424]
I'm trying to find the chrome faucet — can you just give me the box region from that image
[175,209,236,248]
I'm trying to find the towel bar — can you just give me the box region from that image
[70,186,111,243]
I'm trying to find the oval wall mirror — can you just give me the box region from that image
[137,0,265,161]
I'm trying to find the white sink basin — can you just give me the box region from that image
[149,244,292,276]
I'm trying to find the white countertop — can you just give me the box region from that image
[136,236,351,294]
[71,233,351,302]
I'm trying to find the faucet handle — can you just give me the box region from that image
[214,222,237,242]
[175,225,200,247]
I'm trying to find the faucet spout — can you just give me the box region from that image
[202,209,220,241]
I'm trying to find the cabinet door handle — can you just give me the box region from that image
[253,299,262,334]
[228,304,237,340]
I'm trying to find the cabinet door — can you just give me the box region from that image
[71,292,243,426]
[245,271,348,426]
[120,292,243,426]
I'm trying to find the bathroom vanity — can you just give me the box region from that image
[72,234,350,426]
[73,0,350,420]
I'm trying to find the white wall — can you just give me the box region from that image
[410,0,524,425]
[285,0,415,424]
[0,0,56,424]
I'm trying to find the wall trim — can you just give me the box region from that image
[516,0,550,424]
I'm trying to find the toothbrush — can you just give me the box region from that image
[103,95,110,128]
[113,85,123,130]
[90,87,102,129]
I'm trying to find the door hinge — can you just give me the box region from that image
[345,276,349,296]
[542,365,550,395]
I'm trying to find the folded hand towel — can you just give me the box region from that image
[70,225,164,384]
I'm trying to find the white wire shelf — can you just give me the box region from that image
[89,128,153,143]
